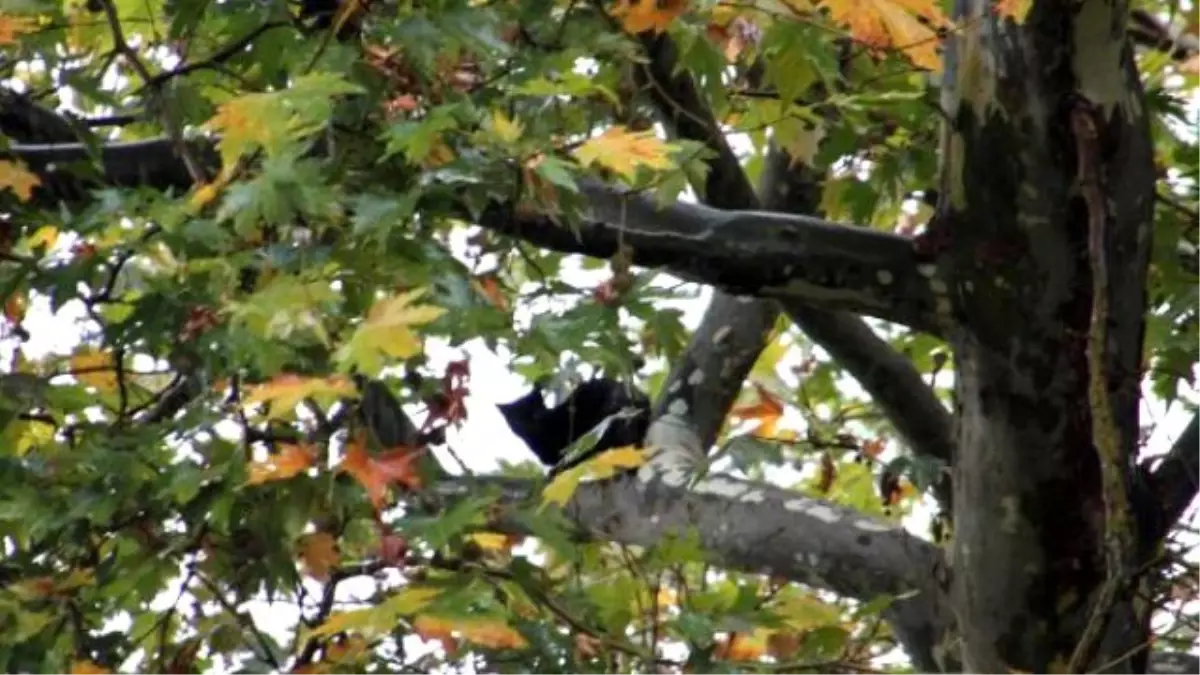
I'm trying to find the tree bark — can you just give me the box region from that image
[936,0,1157,670]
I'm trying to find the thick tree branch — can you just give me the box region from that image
[1144,412,1199,541]
[629,33,951,669]
[630,31,954,471]
[431,455,951,661]
[8,133,941,332]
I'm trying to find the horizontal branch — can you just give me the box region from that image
[432,458,950,669]
[481,181,941,332]
[6,136,941,333]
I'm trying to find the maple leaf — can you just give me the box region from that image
[245,443,317,485]
[335,287,447,376]
[0,159,41,201]
[489,110,524,145]
[339,438,425,508]
[297,532,340,582]
[70,348,118,391]
[573,126,675,180]
[820,0,950,72]
[203,73,363,176]
[242,374,357,420]
[730,383,785,438]
[611,0,688,34]
[0,14,37,46]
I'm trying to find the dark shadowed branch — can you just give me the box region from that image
[8,132,942,332]
[1144,412,1199,541]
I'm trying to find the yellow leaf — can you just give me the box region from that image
[0,159,41,201]
[189,178,228,212]
[611,0,688,34]
[26,225,58,252]
[242,374,358,420]
[246,443,317,485]
[820,0,949,72]
[542,465,586,507]
[543,446,650,507]
[414,614,528,650]
[70,660,110,674]
[468,532,513,552]
[573,126,675,180]
[490,110,524,144]
[581,446,650,478]
[308,585,443,640]
[0,14,37,46]
[71,348,118,391]
[336,288,447,376]
[297,532,339,582]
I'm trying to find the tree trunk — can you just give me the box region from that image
[938,0,1157,670]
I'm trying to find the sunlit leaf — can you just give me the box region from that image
[335,288,447,376]
[0,159,41,201]
[70,348,118,391]
[573,126,676,180]
[0,14,38,46]
[819,0,949,72]
[242,374,357,420]
[245,443,317,485]
[611,0,688,34]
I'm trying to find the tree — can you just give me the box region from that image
[0,0,1196,673]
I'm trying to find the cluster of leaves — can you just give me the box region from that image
[0,0,1195,673]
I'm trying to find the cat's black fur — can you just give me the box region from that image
[498,378,650,474]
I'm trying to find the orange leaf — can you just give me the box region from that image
[730,383,785,438]
[297,532,340,582]
[70,661,110,674]
[246,443,317,485]
[339,438,425,508]
[715,631,768,661]
[861,437,886,459]
[611,0,688,34]
[4,291,27,324]
[819,0,950,72]
[414,614,528,651]
[413,615,460,656]
[473,275,510,311]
